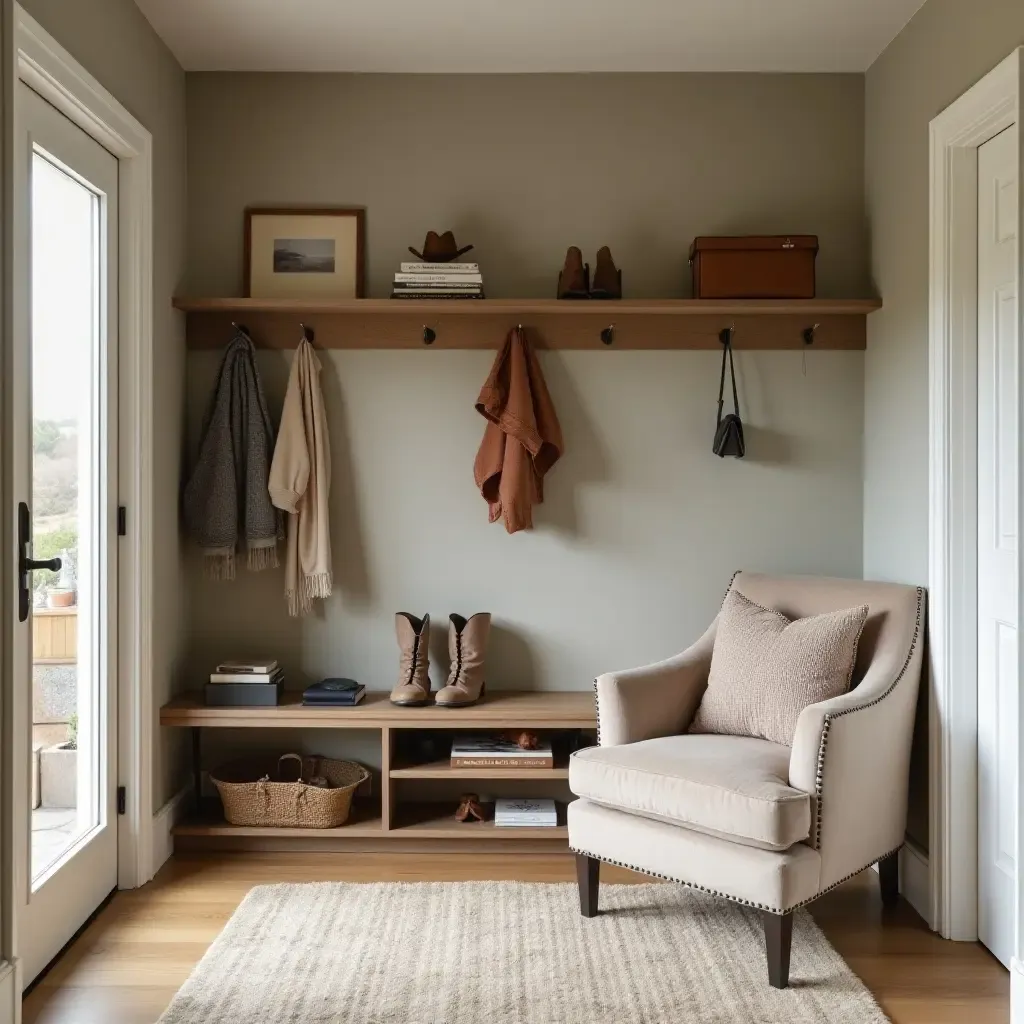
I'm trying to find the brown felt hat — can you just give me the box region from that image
[408,230,474,263]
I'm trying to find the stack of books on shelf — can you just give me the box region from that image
[450,735,554,769]
[494,797,559,828]
[391,260,485,300]
[205,658,283,707]
[301,678,366,707]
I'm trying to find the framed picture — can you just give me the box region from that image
[245,207,365,299]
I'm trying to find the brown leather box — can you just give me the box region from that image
[689,235,818,299]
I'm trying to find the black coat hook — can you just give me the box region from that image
[423,326,436,345]
[300,322,314,343]
[719,326,734,346]
[601,325,615,346]
[232,320,250,336]
[802,323,820,346]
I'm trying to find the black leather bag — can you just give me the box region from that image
[713,332,745,458]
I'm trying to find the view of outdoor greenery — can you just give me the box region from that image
[32,418,78,596]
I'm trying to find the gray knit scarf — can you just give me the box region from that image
[183,329,282,578]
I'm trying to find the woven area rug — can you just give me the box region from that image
[158,882,888,1023]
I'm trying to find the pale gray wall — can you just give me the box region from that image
[185,73,868,298]
[864,0,1024,850]
[182,73,868,715]
[20,0,189,806]
[184,349,866,696]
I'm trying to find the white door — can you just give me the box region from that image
[977,123,1019,969]
[12,83,119,984]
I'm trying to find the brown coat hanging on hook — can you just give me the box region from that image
[474,326,564,533]
[713,328,745,458]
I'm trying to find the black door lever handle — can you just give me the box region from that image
[25,556,61,573]
[17,502,61,622]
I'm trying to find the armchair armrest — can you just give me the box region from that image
[789,594,925,890]
[594,623,716,746]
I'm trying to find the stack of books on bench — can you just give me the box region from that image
[205,658,283,706]
[449,735,554,769]
[391,261,485,300]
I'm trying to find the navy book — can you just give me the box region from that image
[302,678,365,705]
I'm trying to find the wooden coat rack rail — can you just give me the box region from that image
[174,297,882,351]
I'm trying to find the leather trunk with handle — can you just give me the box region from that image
[689,235,818,299]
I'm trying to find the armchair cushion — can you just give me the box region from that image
[689,588,869,745]
[569,733,811,852]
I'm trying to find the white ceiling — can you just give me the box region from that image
[134,0,927,74]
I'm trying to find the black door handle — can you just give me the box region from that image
[27,556,62,573]
[18,502,61,622]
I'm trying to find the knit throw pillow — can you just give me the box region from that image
[689,589,870,746]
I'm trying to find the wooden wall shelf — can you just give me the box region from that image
[161,689,593,851]
[174,297,881,351]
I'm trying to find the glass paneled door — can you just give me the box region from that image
[13,83,119,985]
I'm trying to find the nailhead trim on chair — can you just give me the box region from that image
[569,842,906,916]
[788,843,905,912]
[811,587,924,851]
[580,580,923,916]
[569,844,785,913]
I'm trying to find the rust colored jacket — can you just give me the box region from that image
[474,327,563,533]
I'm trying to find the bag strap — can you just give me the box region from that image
[717,329,741,424]
[278,753,304,783]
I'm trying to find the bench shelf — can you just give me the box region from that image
[161,689,593,851]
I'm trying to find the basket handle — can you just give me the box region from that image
[278,753,305,783]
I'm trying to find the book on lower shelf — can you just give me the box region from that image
[301,678,366,706]
[204,680,284,706]
[494,798,559,827]
[209,667,283,684]
[215,657,278,674]
[450,735,554,769]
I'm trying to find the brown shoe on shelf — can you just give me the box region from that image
[557,246,590,299]
[435,613,492,707]
[390,613,432,706]
[590,246,622,299]
[454,793,487,822]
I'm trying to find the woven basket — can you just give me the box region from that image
[211,753,370,829]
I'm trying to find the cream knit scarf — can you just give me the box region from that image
[269,337,333,616]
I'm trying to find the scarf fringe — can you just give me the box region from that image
[247,543,279,571]
[203,551,236,581]
[285,572,333,618]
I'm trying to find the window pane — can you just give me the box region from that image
[30,152,103,884]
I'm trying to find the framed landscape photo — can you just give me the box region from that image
[245,207,365,299]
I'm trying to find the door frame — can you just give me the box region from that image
[928,36,1023,985]
[9,8,155,895]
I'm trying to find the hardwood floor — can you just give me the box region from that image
[23,853,1009,1023]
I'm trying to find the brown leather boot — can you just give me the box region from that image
[390,613,432,706]
[557,247,590,299]
[435,613,491,707]
[590,246,622,299]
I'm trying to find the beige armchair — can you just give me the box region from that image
[568,572,925,989]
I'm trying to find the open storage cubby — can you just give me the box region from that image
[161,690,596,852]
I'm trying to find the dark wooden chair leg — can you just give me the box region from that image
[762,911,793,989]
[576,853,600,918]
[878,851,899,908]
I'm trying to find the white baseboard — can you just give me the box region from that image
[0,959,19,1024]
[1011,958,1024,1024]
[150,786,189,879]
[900,841,931,928]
